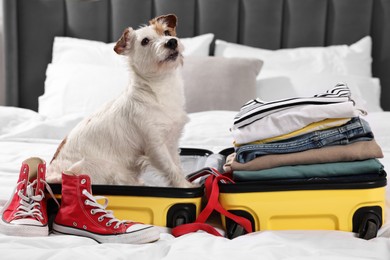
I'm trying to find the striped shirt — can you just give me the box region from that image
[233,83,352,129]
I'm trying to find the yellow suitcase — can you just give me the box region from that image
[48,184,203,228]
[218,172,387,239]
[47,148,219,228]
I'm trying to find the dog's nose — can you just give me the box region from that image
[165,38,178,50]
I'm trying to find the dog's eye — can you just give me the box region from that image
[141,38,149,46]
[164,30,171,36]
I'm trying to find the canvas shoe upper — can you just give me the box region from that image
[0,157,57,237]
[52,171,160,244]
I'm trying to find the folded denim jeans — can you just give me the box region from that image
[235,117,373,163]
[229,140,383,171]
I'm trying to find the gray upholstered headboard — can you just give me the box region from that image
[3,0,390,111]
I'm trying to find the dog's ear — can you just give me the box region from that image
[150,14,177,36]
[114,27,134,55]
[156,14,177,29]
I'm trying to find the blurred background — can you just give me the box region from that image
[0,0,5,106]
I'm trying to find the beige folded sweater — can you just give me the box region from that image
[225,140,383,172]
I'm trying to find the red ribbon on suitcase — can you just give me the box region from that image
[171,168,253,237]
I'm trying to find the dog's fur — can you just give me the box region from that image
[46,14,192,188]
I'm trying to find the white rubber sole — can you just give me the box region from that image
[0,215,48,237]
[52,222,160,244]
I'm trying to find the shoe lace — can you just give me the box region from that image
[82,189,127,229]
[14,179,60,220]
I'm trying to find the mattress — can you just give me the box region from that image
[0,107,389,259]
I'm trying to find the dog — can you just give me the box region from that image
[46,14,193,188]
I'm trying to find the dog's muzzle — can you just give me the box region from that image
[165,39,178,50]
[163,38,180,62]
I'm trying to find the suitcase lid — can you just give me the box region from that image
[219,171,387,193]
[50,183,204,198]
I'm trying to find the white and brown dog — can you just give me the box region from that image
[47,14,192,188]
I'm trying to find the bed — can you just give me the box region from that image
[1,0,390,259]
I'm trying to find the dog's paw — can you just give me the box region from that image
[45,174,62,184]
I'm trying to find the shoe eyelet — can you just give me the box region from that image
[84,200,88,205]
[106,222,112,227]
[98,216,104,222]
[83,225,87,230]
[81,179,86,185]
[114,225,119,229]
[73,222,77,227]
[90,209,95,215]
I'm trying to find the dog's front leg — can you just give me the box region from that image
[146,144,193,188]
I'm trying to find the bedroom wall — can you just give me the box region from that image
[0,0,4,106]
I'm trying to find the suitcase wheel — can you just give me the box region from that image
[353,206,382,240]
[167,203,197,228]
[358,212,381,240]
[227,222,246,239]
[225,210,255,239]
[173,213,187,227]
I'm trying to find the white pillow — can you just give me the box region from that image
[215,36,372,77]
[180,33,214,56]
[215,36,383,112]
[39,63,129,118]
[348,76,382,112]
[51,37,125,67]
[256,71,383,112]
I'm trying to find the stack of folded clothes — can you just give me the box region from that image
[225,83,384,181]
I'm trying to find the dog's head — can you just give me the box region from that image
[114,14,184,76]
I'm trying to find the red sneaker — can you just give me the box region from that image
[52,171,160,244]
[0,158,56,236]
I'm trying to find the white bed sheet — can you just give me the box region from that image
[0,106,390,260]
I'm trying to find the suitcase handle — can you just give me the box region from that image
[172,168,253,238]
